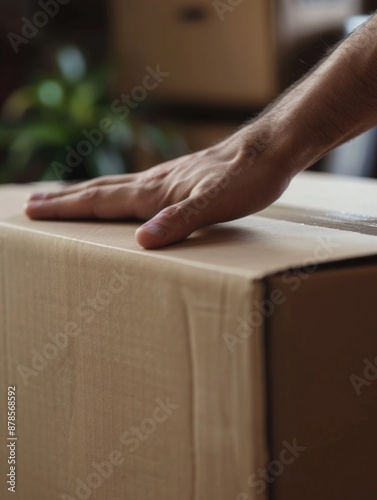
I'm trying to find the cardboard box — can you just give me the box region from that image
[110,0,362,107]
[1,171,377,500]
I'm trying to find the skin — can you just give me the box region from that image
[25,13,377,249]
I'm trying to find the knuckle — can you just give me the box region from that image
[83,176,112,190]
[86,178,102,188]
[79,186,101,202]
[160,205,182,218]
[159,204,188,226]
[143,164,171,182]
[142,179,161,194]
[194,177,225,199]
[200,179,221,192]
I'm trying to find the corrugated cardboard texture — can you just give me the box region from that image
[0,212,267,500]
[266,264,377,500]
[1,171,377,499]
[3,173,377,280]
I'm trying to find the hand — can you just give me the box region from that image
[24,125,293,249]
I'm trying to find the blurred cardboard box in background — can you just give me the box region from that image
[110,0,362,108]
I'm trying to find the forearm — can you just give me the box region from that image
[241,13,377,175]
[24,12,377,249]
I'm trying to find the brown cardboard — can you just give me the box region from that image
[110,0,362,107]
[1,171,377,500]
[266,263,377,500]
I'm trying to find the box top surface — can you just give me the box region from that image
[2,172,377,279]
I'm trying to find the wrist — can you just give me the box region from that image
[236,118,304,178]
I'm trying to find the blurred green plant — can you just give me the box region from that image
[0,45,186,184]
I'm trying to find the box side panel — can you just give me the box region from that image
[110,0,278,106]
[265,264,377,500]
[185,277,269,500]
[0,225,194,500]
[0,225,267,500]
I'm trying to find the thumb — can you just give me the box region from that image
[135,197,213,249]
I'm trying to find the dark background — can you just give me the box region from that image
[1,0,377,183]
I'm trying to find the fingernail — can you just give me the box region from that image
[24,200,42,210]
[27,193,47,201]
[142,223,167,239]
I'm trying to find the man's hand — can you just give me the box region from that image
[24,125,292,249]
[25,13,377,249]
